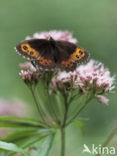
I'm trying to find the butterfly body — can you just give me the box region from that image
[15,38,89,71]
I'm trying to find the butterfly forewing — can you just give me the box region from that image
[16,39,49,60]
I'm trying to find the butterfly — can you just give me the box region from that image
[15,37,89,71]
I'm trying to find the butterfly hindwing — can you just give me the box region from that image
[55,41,89,71]
[55,41,76,62]
[36,56,55,69]
[59,58,77,71]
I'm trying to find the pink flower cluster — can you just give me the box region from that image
[51,60,115,104]
[19,62,36,72]
[74,60,115,93]
[19,62,39,85]
[26,30,77,43]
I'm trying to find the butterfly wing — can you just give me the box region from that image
[56,41,89,71]
[15,39,45,60]
[15,39,56,69]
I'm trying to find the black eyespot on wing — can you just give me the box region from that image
[79,50,83,55]
[30,51,34,55]
[76,55,79,58]
[23,46,28,50]
[71,47,89,63]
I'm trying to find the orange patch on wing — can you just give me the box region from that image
[61,58,74,68]
[71,47,85,61]
[21,43,39,58]
[38,57,53,66]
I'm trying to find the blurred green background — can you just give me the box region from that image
[0,0,117,155]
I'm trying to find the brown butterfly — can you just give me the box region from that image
[15,37,89,71]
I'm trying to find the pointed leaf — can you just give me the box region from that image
[0,141,28,156]
[0,116,45,128]
[38,134,55,156]
[3,129,52,148]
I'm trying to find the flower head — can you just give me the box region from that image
[51,59,115,102]
[19,70,39,85]
[51,71,74,92]
[26,30,77,43]
[96,95,109,105]
[74,60,115,94]
[19,62,40,86]
[19,62,36,72]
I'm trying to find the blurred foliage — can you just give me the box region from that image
[0,0,117,155]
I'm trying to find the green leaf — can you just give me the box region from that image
[54,91,65,122]
[36,80,54,120]
[0,141,28,156]
[0,116,45,128]
[75,120,84,135]
[38,134,55,156]
[2,129,55,156]
[36,80,60,125]
[67,94,88,123]
[3,129,52,148]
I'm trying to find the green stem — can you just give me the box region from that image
[62,102,68,127]
[44,81,60,126]
[96,128,117,156]
[60,128,65,156]
[30,86,47,125]
[60,95,68,156]
[66,95,93,126]
[103,128,117,146]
